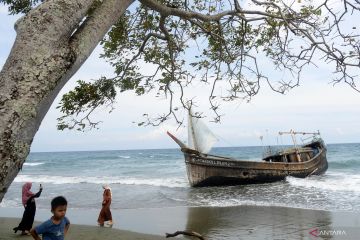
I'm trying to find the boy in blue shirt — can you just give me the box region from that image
[30,196,70,240]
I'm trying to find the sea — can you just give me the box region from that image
[2,143,360,213]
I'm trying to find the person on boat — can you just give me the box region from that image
[97,185,113,227]
[13,182,43,235]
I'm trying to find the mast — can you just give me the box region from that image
[188,108,199,151]
[187,107,218,153]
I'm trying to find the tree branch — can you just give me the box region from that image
[139,0,300,22]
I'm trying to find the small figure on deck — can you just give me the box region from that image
[30,196,70,240]
[97,185,113,227]
[13,182,43,235]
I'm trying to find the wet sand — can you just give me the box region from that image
[0,217,173,240]
[1,205,359,239]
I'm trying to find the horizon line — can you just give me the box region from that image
[30,141,359,154]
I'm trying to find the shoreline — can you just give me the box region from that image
[0,217,174,240]
[1,205,360,239]
[0,206,188,236]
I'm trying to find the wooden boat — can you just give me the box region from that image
[168,118,328,187]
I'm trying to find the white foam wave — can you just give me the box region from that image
[14,175,188,188]
[286,175,360,192]
[23,162,45,166]
[118,155,130,159]
[196,198,312,209]
[0,199,20,208]
[190,196,336,211]
[206,199,275,207]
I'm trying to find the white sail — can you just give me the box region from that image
[188,113,218,153]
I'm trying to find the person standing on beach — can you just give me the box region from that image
[30,196,70,240]
[97,185,113,227]
[13,182,43,235]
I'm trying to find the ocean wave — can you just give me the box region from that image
[188,196,354,211]
[14,175,188,188]
[191,197,325,210]
[118,155,131,159]
[84,155,124,161]
[0,198,21,208]
[206,199,287,208]
[286,175,360,192]
[23,162,45,166]
[329,159,360,169]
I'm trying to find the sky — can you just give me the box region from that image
[0,4,359,152]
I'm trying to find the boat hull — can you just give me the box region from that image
[183,143,328,187]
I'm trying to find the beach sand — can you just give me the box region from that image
[1,205,360,239]
[0,218,175,240]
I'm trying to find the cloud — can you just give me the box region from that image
[335,128,345,135]
[0,5,8,14]
[1,7,360,152]
[134,123,187,141]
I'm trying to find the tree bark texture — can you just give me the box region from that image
[0,0,133,202]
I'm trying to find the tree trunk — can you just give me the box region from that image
[0,0,133,202]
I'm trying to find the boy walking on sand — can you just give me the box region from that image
[30,196,70,240]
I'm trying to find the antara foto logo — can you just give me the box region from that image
[309,228,319,237]
[308,227,346,237]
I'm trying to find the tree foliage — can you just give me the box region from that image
[2,0,360,129]
[56,78,116,130]
[0,0,43,14]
